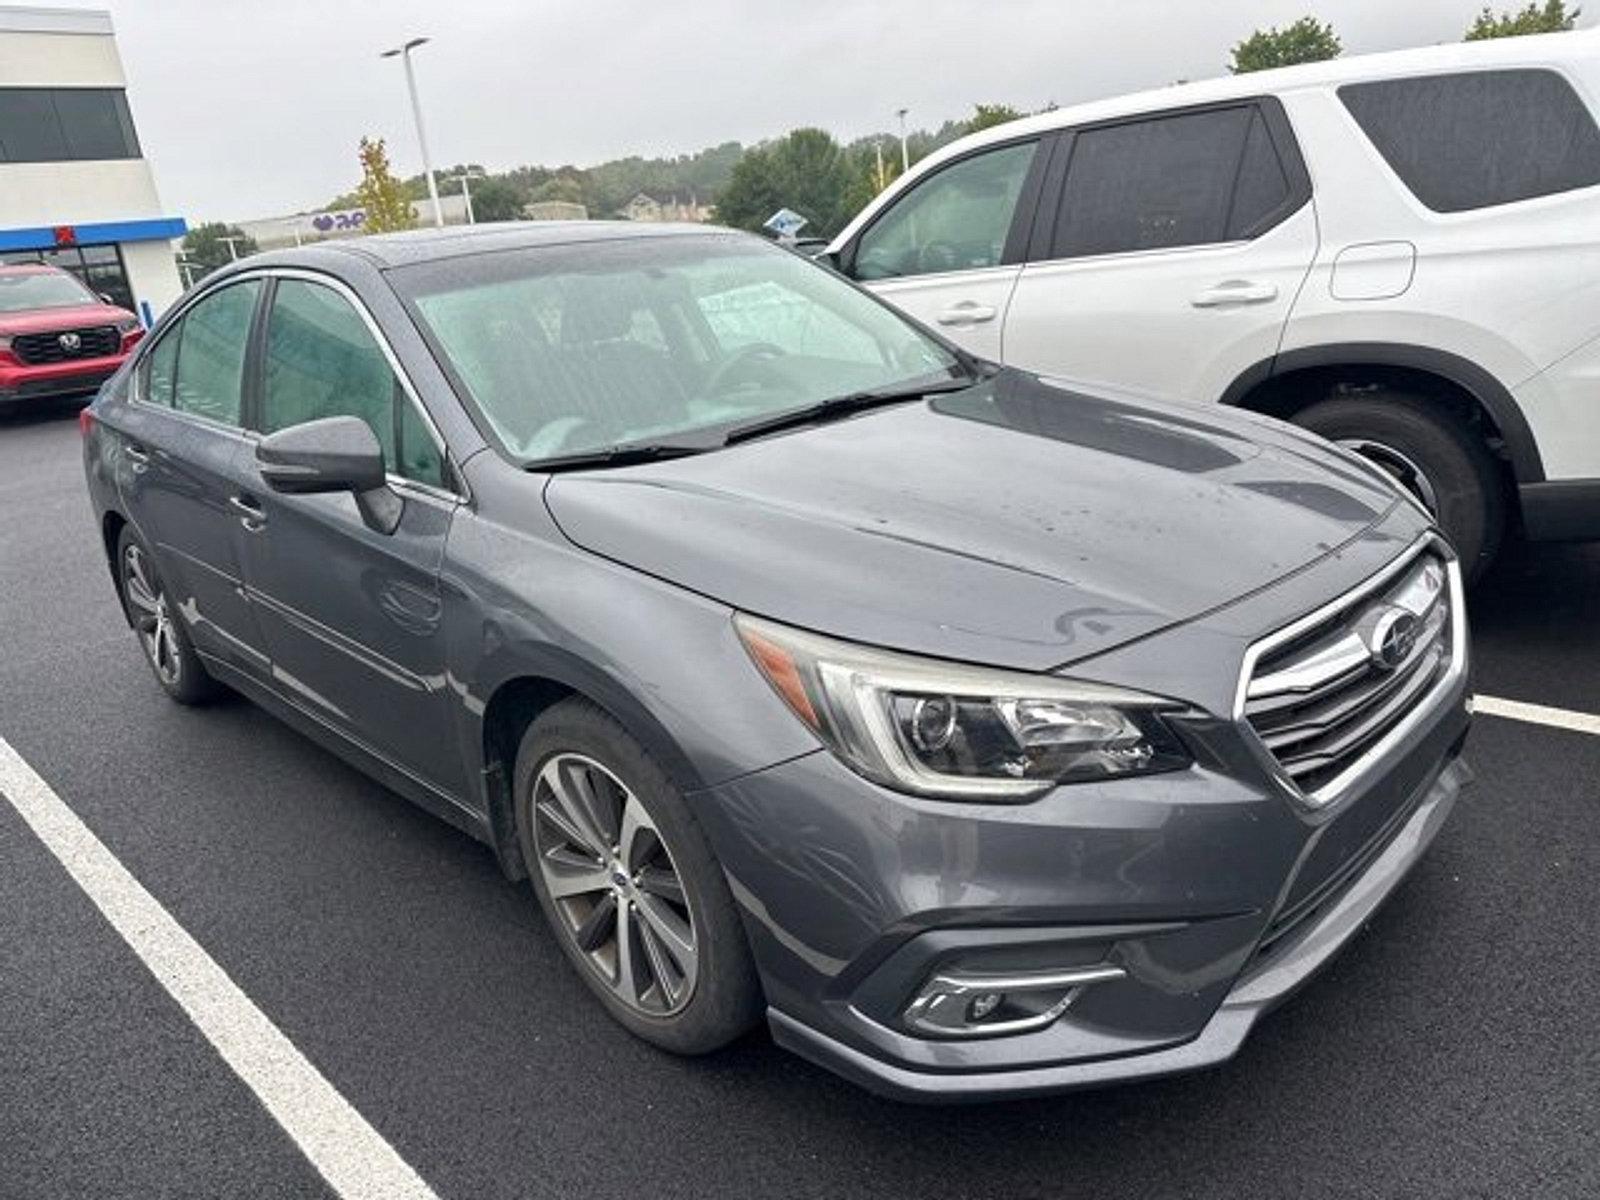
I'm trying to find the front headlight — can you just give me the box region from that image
[114,317,141,335]
[735,614,1191,800]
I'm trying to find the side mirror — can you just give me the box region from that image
[256,416,402,534]
[98,292,116,305]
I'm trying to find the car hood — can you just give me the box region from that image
[544,370,1402,671]
[0,302,133,335]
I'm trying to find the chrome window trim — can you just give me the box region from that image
[1231,532,1468,812]
[129,266,470,503]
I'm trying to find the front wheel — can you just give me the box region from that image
[514,698,762,1055]
[1292,392,1505,581]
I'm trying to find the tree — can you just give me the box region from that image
[712,128,872,239]
[1229,16,1342,73]
[1466,0,1581,38]
[470,178,527,223]
[181,222,257,275]
[968,104,1024,133]
[354,137,416,234]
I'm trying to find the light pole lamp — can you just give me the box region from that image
[448,169,486,225]
[381,36,445,228]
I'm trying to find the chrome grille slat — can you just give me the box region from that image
[1240,546,1457,805]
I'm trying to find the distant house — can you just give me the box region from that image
[621,191,712,223]
[524,200,588,222]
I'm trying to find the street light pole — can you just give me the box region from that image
[895,107,910,174]
[219,235,246,261]
[448,170,486,224]
[381,36,444,228]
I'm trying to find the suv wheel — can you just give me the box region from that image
[1292,392,1505,581]
[116,526,222,704]
[513,698,762,1054]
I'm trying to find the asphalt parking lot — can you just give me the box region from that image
[2,401,1597,1200]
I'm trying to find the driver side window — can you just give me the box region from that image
[853,141,1038,281]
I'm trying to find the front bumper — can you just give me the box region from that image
[0,355,127,404]
[768,753,1469,1102]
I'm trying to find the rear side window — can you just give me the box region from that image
[170,280,261,426]
[1048,105,1296,259]
[1341,69,1600,213]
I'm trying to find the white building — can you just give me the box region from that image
[0,5,185,322]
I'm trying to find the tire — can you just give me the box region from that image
[513,697,762,1055]
[1292,392,1505,581]
[115,525,222,705]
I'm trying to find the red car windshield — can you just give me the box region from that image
[0,271,98,314]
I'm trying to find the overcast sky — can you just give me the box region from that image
[98,0,1584,222]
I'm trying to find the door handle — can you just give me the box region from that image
[124,443,150,472]
[229,493,267,532]
[1191,281,1279,308]
[936,301,998,326]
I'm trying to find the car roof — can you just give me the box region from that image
[832,27,1600,247]
[249,220,753,272]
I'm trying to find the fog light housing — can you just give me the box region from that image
[903,964,1126,1038]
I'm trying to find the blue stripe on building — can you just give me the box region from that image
[0,217,188,253]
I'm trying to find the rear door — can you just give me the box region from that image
[1003,100,1317,403]
[841,137,1049,360]
[231,273,466,798]
[113,278,271,678]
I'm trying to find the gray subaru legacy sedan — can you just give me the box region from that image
[81,223,1470,1101]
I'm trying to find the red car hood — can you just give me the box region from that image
[0,302,134,335]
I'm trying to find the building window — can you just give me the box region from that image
[0,244,136,311]
[0,88,141,163]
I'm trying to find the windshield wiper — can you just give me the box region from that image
[722,378,974,445]
[525,441,713,474]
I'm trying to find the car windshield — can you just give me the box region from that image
[396,233,963,463]
[0,270,97,313]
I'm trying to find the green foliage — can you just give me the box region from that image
[713,129,874,238]
[354,137,417,234]
[968,104,1024,133]
[469,178,525,223]
[1466,0,1581,38]
[1230,16,1342,73]
[181,222,257,273]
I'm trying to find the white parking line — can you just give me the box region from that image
[1475,694,1600,738]
[0,736,441,1200]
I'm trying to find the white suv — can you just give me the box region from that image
[826,30,1600,578]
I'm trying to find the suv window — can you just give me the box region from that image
[156,280,261,425]
[853,141,1038,280]
[1049,106,1293,259]
[1340,69,1600,213]
[260,278,447,489]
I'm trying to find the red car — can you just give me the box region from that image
[0,264,144,408]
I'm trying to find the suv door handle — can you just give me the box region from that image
[1191,281,1279,308]
[228,493,267,532]
[936,301,998,326]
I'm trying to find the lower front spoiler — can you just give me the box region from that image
[769,755,1470,1104]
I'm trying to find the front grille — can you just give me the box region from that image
[1242,546,1456,804]
[11,325,121,365]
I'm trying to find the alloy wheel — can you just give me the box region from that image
[531,753,699,1016]
[123,544,181,687]
[1337,437,1441,516]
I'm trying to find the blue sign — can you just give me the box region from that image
[763,208,809,239]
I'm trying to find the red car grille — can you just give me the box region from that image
[11,325,121,365]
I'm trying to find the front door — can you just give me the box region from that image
[114,278,270,677]
[233,275,465,798]
[847,138,1045,362]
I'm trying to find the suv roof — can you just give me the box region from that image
[837,27,1600,243]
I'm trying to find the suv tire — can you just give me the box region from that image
[514,697,762,1055]
[116,525,224,705]
[1293,392,1504,581]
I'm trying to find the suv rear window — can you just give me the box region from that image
[1340,69,1600,213]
